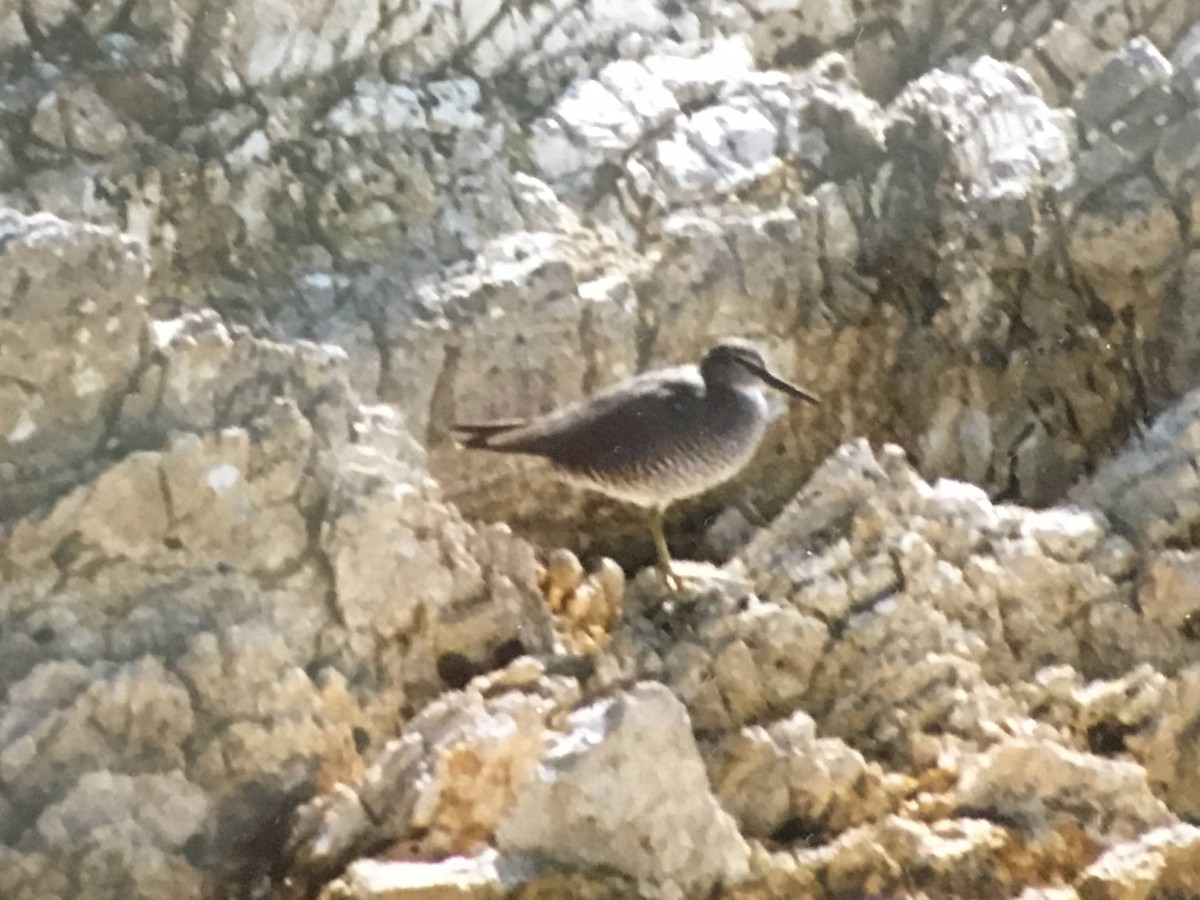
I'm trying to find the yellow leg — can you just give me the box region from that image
[647,506,682,590]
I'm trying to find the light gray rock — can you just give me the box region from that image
[31,83,134,158]
[0,210,149,519]
[285,678,570,892]
[1154,110,1200,225]
[707,709,894,838]
[21,771,211,900]
[497,682,749,899]
[4,4,1200,899]
[319,852,528,900]
[1173,19,1200,101]
[1076,823,1200,899]
[1131,666,1200,821]
[138,0,380,93]
[1,285,559,900]
[658,599,828,731]
[1074,37,1174,128]
[956,738,1173,841]
[1074,386,1200,546]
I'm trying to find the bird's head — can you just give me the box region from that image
[700,338,820,404]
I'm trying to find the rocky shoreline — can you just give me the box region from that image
[2,1,1200,898]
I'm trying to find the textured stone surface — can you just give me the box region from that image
[4,3,1200,899]
[1076,823,1200,900]
[955,739,1172,841]
[496,682,750,899]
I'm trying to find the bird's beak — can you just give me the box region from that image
[743,361,820,405]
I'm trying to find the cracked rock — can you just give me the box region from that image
[496,682,750,899]
[1076,823,1200,899]
[955,738,1173,842]
[0,210,150,520]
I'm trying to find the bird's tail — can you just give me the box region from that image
[450,419,530,450]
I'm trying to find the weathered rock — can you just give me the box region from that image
[285,676,571,892]
[1174,19,1200,102]
[497,682,750,899]
[1076,823,1200,900]
[318,852,519,900]
[733,441,1147,764]
[1129,667,1200,821]
[1,299,557,898]
[1074,386,1200,546]
[706,709,897,838]
[135,0,381,93]
[5,4,1200,900]
[0,210,149,519]
[0,770,210,899]
[955,739,1173,842]
[733,815,1029,899]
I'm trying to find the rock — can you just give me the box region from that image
[1134,550,1200,646]
[140,0,381,93]
[286,680,568,891]
[1153,110,1200,226]
[0,210,149,519]
[318,853,513,900]
[732,815,1020,899]
[1067,176,1184,313]
[1076,823,1200,900]
[744,0,857,70]
[1173,20,1200,102]
[661,598,828,731]
[6,4,1200,899]
[732,441,1145,762]
[321,467,555,700]
[31,82,134,158]
[0,770,211,900]
[1,296,558,898]
[1130,667,1200,821]
[1073,37,1174,129]
[1074,386,1200,546]
[955,738,1173,842]
[707,709,896,838]
[0,658,194,822]
[496,682,750,899]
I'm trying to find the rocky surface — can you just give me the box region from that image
[2,2,1200,899]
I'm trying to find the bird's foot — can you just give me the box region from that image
[653,561,686,591]
[660,560,751,589]
[664,568,685,592]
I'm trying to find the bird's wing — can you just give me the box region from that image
[463,367,706,471]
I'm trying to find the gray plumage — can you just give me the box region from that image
[454,337,819,585]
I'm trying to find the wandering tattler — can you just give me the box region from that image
[453,338,820,586]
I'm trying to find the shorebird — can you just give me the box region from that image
[453,338,820,587]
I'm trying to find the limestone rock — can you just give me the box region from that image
[285,678,570,891]
[733,815,1018,899]
[734,441,1147,764]
[0,210,149,519]
[318,853,513,900]
[1,290,559,898]
[707,710,896,838]
[1076,823,1200,900]
[1130,667,1200,821]
[5,4,1200,900]
[955,739,1173,842]
[1074,386,1200,546]
[497,682,750,899]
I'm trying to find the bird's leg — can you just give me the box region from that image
[647,506,682,590]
